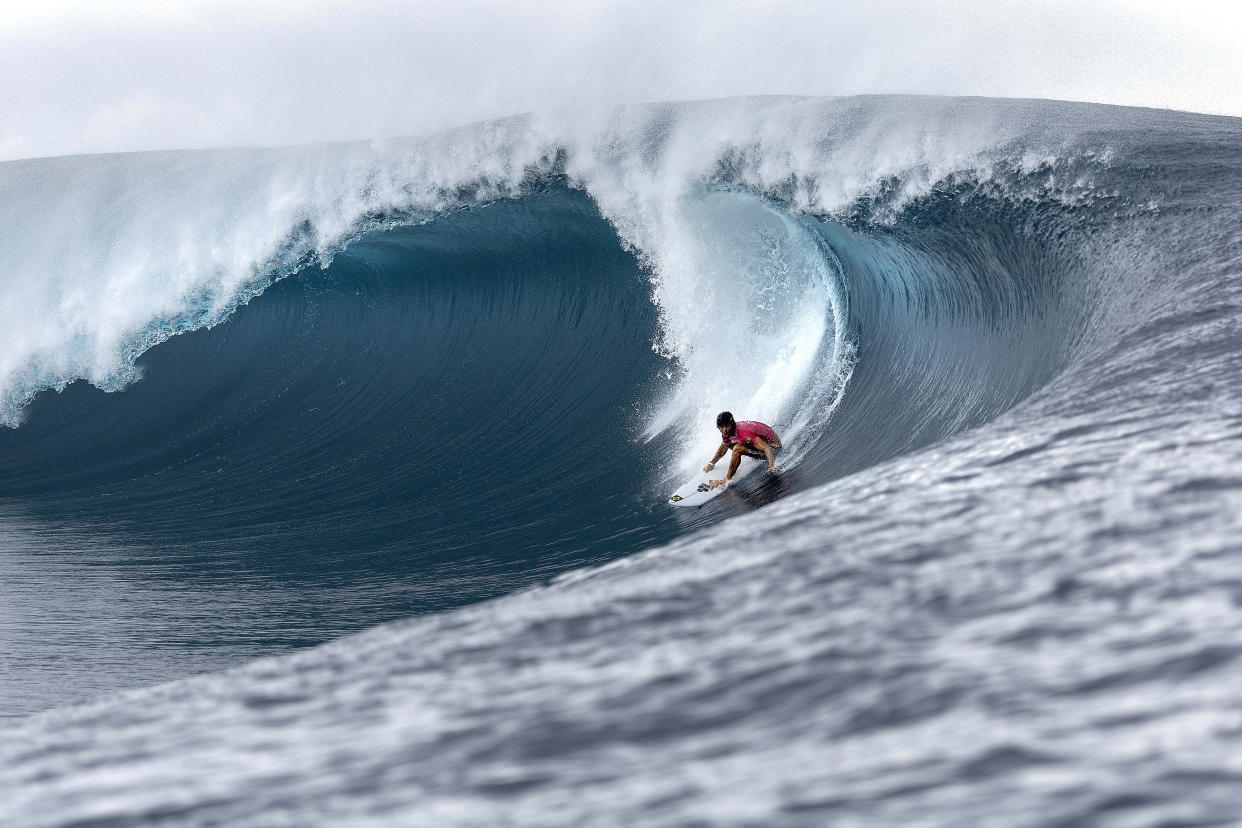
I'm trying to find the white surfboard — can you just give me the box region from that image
[667,453,764,508]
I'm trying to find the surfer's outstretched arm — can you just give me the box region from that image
[703,444,728,473]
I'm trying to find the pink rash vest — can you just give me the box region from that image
[723,420,778,449]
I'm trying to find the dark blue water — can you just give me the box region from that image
[3,96,1242,826]
[4,189,676,575]
[1,189,694,708]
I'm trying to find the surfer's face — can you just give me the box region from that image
[719,424,734,437]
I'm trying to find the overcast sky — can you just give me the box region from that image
[2,0,1239,161]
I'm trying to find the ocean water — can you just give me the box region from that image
[2,95,1242,825]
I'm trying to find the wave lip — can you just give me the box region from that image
[0,120,560,427]
[1,95,1105,428]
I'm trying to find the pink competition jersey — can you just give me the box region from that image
[723,420,778,449]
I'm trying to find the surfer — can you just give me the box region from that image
[704,411,781,489]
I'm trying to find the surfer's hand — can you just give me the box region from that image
[703,463,715,472]
[709,478,727,489]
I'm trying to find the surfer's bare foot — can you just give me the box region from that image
[766,464,781,474]
[709,478,727,489]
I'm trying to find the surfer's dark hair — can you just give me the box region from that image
[716,411,735,428]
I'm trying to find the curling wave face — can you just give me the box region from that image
[1,95,1230,724]
[6,95,1242,824]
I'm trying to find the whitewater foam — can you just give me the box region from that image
[630,190,853,474]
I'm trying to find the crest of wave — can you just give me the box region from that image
[0,96,1070,429]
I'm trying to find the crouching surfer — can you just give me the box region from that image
[703,411,781,489]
